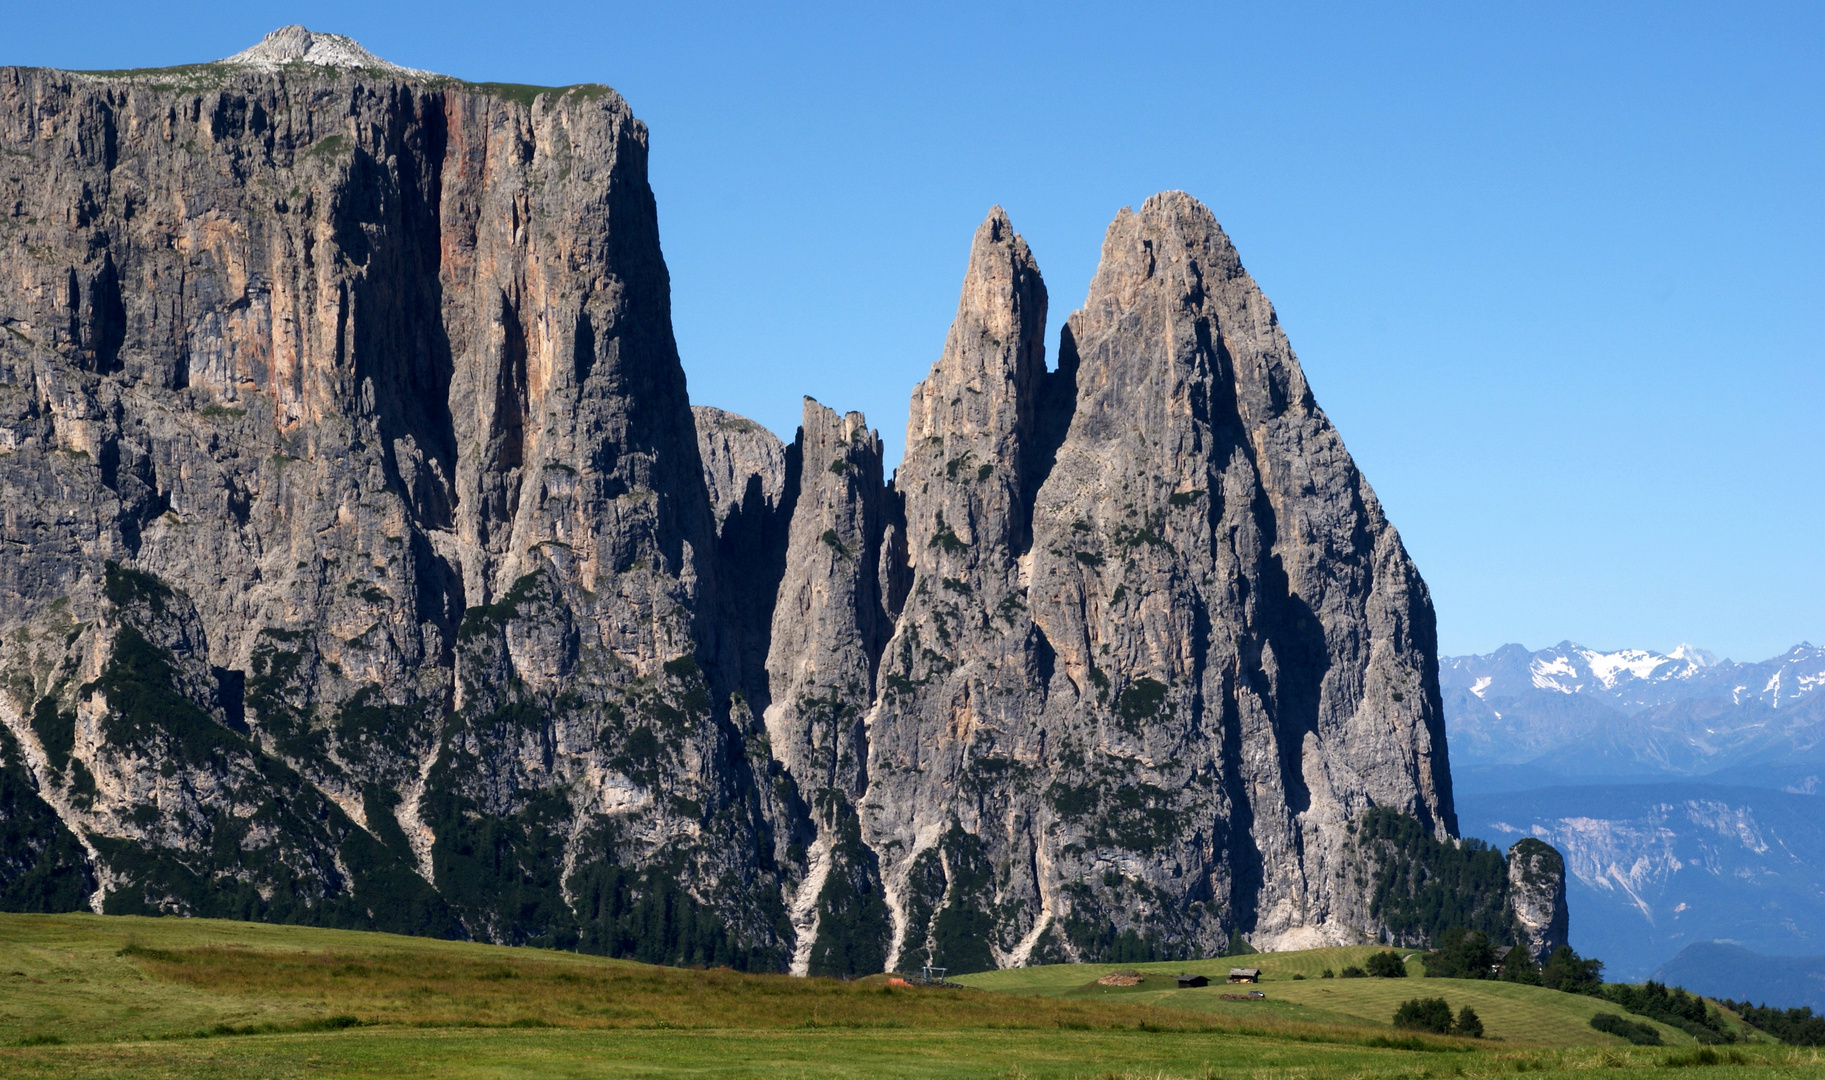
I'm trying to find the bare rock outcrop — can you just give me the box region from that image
[856,195,1454,970]
[1507,838,1570,962]
[694,406,788,528]
[693,404,794,713]
[760,399,894,974]
[860,208,1062,971]
[222,25,432,76]
[1026,193,1454,954]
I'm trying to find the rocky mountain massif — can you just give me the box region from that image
[0,28,1564,972]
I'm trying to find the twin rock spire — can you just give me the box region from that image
[713,195,1454,973]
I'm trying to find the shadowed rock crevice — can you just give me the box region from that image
[693,404,798,716]
[340,97,460,534]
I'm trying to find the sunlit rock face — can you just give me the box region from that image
[851,194,1455,969]
[0,37,785,963]
[0,30,1496,971]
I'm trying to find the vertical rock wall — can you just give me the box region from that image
[0,60,781,960]
[761,400,893,975]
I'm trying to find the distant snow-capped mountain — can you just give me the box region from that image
[1442,641,1825,784]
[1442,641,1825,712]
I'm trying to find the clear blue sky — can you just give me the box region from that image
[15,2,1822,662]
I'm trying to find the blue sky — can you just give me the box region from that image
[15,2,1822,661]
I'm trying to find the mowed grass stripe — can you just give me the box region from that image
[4,1027,1823,1080]
[1257,977,1692,1047]
[955,946,1417,995]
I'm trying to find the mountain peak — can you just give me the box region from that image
[220,25,431,76]
[1669,643,1720,667]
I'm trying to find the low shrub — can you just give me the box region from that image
[1394,998,1484,1037]
[1590,1011,1662,1045]
[1393,997,1455,1034]
[1366,951,1408,978]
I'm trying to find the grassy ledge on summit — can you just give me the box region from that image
[58,63,616,109]
[62,23,618,107]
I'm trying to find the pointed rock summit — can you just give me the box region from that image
[847,193,1459,969]
[1025,191,1455,951]
[221,25,431,76]
[0,35,1562,976]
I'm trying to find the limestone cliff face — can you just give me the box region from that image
[1034,193,1455,955]
[858,209,1062,970]
[0,29,1561,970]
[0,37,783,961]
[760,400,895,975]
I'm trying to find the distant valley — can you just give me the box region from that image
[1445,641,1825,983]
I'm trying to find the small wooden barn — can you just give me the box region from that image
[1176,974,1209,988]
[1227,967,1260,984]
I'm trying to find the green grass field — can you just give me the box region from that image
[956,947,1713,1047]
[1,913,1818,1079]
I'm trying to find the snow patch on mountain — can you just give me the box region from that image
[1448,641,1825,714]
[1531,656,1580,693]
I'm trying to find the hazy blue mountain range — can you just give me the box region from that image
[1446,641,1825,989]
[1654,942,1825,1013]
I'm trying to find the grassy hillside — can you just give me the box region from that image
[0,914,1818,1079]
[956,947,1704,1047]
[0,913,1241,1041]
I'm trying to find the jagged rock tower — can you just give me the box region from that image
[0,28,1560,968]
[833,197,1457,968]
